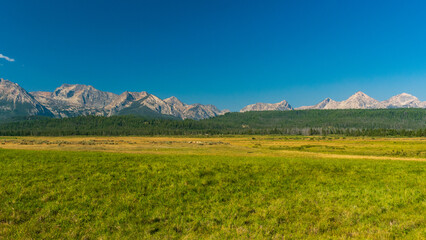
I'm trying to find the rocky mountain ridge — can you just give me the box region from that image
[295,92,426,110]
[1,79,228,120]
[0,78,424,121]
[32,84,118,117]
[0,78,53,119]
[382,93,426,108]
[240,100,293,112]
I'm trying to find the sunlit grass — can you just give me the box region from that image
[0,136,425,238]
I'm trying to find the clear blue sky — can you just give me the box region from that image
[1,0,426,110]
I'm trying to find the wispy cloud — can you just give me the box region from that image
[0,53,15,62]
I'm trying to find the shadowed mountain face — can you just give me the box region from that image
[0,79,226,120]
[0,78,53,120]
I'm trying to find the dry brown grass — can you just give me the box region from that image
[0,135,424,161]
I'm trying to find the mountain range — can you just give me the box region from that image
[240,100,293,112]
[0,78,425,121]
[244,91,426,111]
[0,78,228,120]
[296,91,426,110]
[0,79,53,120]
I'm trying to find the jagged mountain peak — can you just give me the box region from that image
[277,99,290,104]
[164,96,180,102]
[387,93,418,101]
[347,91,372,99]
[339,92,384,109]
[122,91,149,99]
[296,97,339,110]
[398,92,414,96]
[3,77,424,121]
[1,79,227,120]
[164,96,186,106]
[240,99,293,112]
[343,91,377,104]
[104,91,149,115]
[315,97,334,105]
[0,78,36,104]
[53,83,112,97]
[53,83,94,96]
[59,83,92,88]
[0,78,53,118]
[183,103,228,120]
[295,92,384,110]
[31,83,118,117]
[382,92,422,108]
[297,92,425,110]
[0,78,15,84]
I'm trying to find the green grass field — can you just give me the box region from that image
[0,137,425,239]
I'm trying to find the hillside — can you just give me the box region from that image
[205,108,426,130]
[0,109,424,136]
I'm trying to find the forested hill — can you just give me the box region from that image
[204,108,426,130]
[0,109,425,136]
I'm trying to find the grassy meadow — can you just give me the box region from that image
[0,136,425,239]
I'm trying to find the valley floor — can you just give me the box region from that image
[0,136,425,239]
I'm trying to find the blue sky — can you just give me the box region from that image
[1,0,426,110]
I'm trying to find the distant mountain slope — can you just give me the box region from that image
[297,98,340,110]
[1,78,425,121]
[29,82,227,120]
[241,92,404,112]
[163,96,229,119]
[338,92,385,109]
[240,100,293,112]
[112,94,228,120]
[382,93,425,108]
[184,104,229,120]
[105,91,148,116]
[296,92,384,109]
[164,96,187,118]
[0,78,53,120]
[123,93,174,116]
[32,84,118,117]
[116,102,178,119]
[296,92,426,110]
